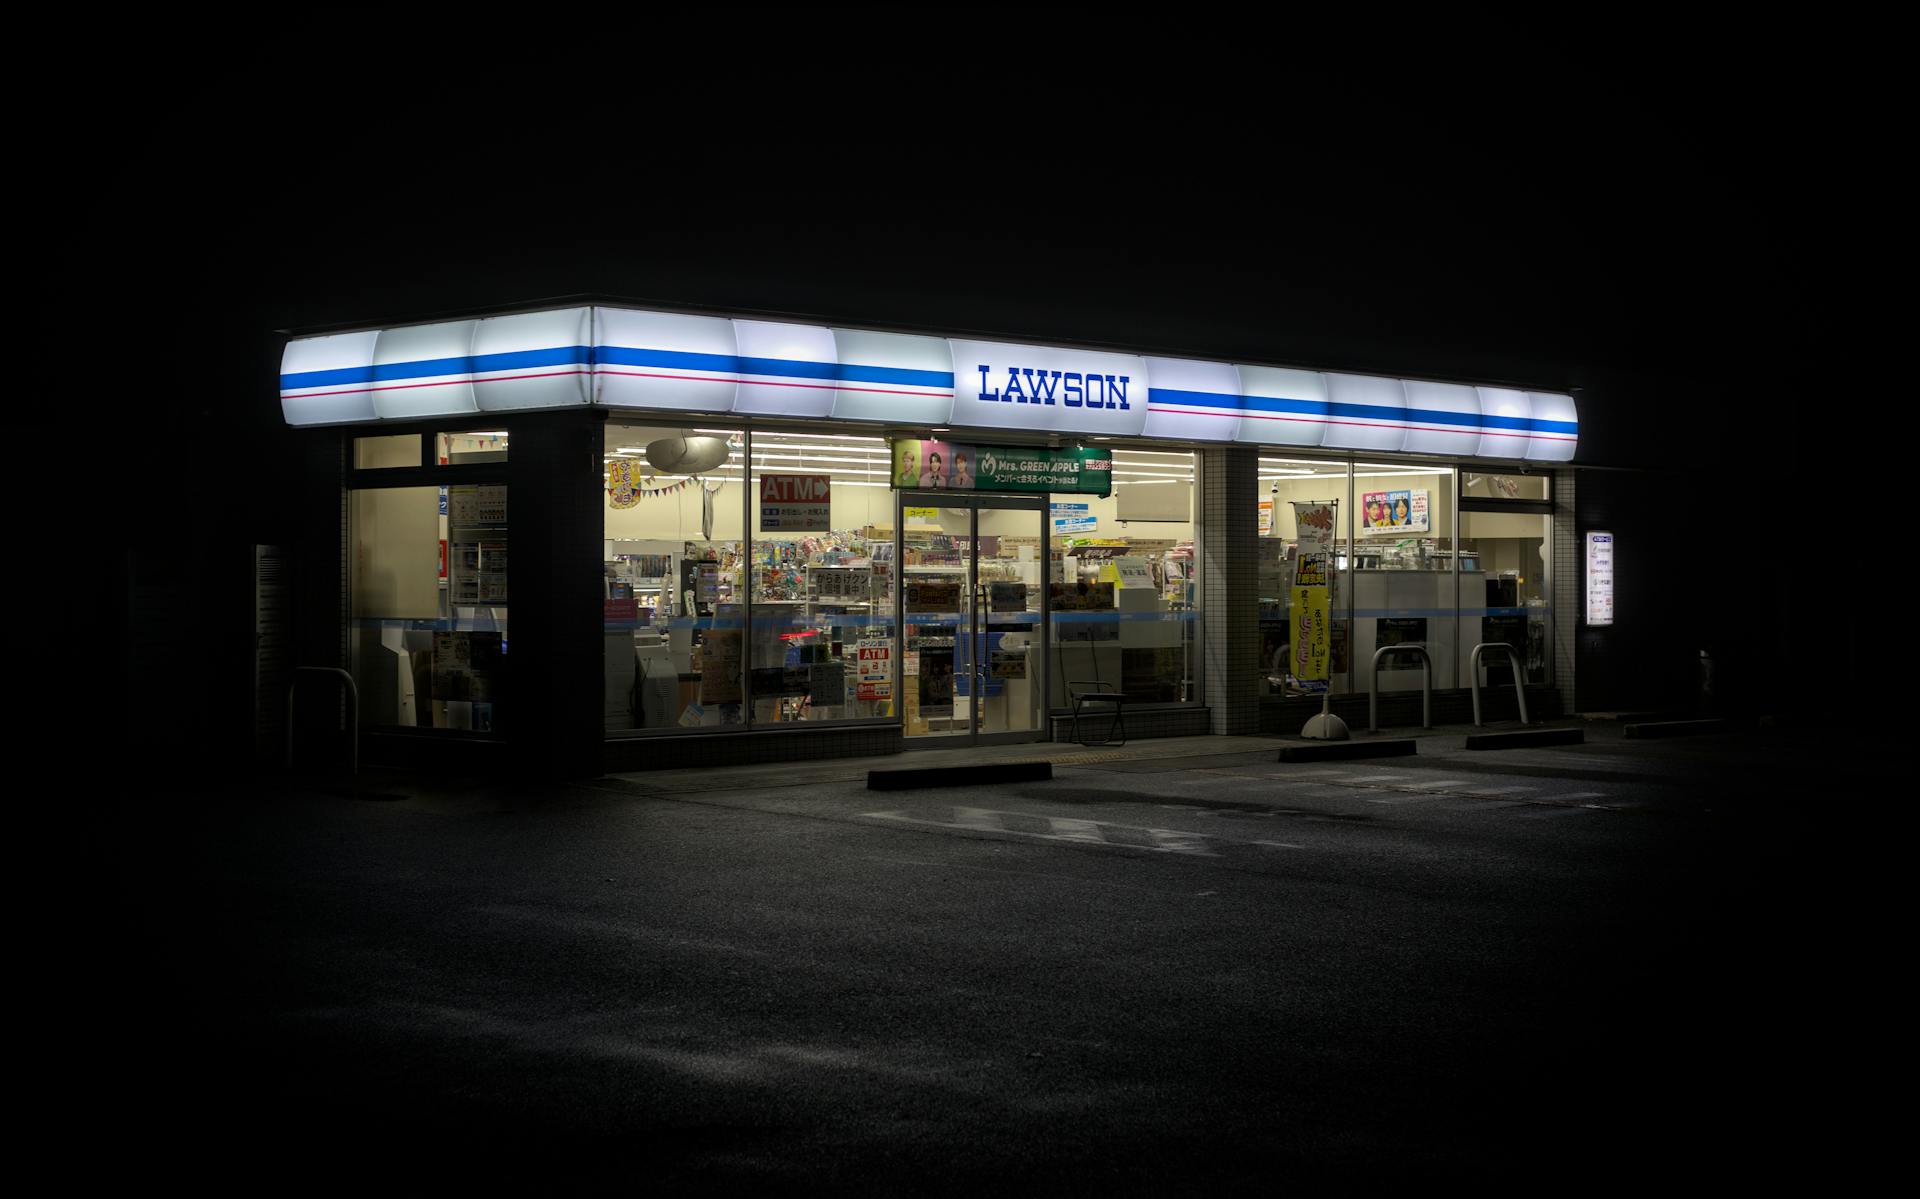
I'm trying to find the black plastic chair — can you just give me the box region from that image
[1068,679,1138,746]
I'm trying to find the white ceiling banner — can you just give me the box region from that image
[1400,380,1485,457]
[369,320,481,421]
[278,312,595,426]
[1524,392,1581,463]
[280,329,382,426]
[593,308,739,414]
[1233,366,1330,448]
[1321,373,1410,452]
[828,328,956,426]
[471,307,594,414]
[1474,387,1535,460]
[731,319,840,418]
[1140,356,1241,442]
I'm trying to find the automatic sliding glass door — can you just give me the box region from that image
[899,493,1047,745]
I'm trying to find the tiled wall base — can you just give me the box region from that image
[1261,687,1561,733]
[1046,705,1213,743]
[371,707,1217,776]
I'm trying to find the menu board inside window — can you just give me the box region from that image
[448,485,509,605]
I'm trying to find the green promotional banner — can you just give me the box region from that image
[891,439,1110,496]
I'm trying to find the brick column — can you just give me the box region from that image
[1201,446,1260,734]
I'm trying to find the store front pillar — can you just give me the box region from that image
[1201,447,1261,734]
[508,411,607,778]
[296,432,348,676]
[1552,468,1578,716]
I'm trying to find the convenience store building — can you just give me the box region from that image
[280,301,1590,775]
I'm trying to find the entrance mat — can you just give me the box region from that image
[1624,718,1730,739]
[1278,740,1416,762]
[868,761,1054,790]
[1465,728,1586,750]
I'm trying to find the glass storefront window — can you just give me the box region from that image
[353,433,419,469]
[589,419,1559,737]
[1049,448,1200,709]
[1259,456,1351,695]
[603,425,746,732]
[1260,458,1556,701]
[1351,462,1457,690]
[1461,509,1553,686]
[1461,470,1548,502]
[747,431,897,724]
[349,482,508,733]
[436,429,509,464]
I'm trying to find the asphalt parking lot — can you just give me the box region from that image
[90,725,1889,1191]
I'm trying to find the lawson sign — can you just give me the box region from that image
[279,303,1578,462]
[948,339,1147,439]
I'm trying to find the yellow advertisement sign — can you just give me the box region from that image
[1290,556,1330,682]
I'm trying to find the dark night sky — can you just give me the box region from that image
[81,43,1870,524]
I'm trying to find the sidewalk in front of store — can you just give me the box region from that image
[273,706,1882,805]
[597,715,1626,796]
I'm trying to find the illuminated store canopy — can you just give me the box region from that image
[281,304,1578,463]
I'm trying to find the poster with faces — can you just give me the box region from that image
[1360,490,1429,535]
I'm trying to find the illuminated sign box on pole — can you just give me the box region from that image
[1586,532,1615,627]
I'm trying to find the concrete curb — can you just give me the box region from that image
[1278,740,1417,763]
[868,762,1054,790]
[1465,728,1586,750]
[1624,719,1730,739]
[1582,711,1689,724]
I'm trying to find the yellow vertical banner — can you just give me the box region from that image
[1290,556,1331,684]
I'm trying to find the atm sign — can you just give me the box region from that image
[760,473,831,531]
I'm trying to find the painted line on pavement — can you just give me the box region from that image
[864,809,1219,856]
[1045,816,1111,843]
[860,806,1311,857]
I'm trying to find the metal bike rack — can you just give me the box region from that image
[287,666,360,776]
[1469,643,1530,728]
[1368,644,1433,733]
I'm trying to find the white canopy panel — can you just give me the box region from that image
[281,303,1578,462]
[278,307,593,427]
